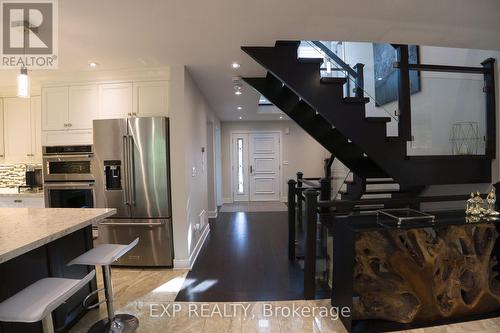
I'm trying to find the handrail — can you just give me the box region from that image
[393,62,488,74]
[310,41,358,78]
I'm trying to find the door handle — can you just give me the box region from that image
[128,135,136,205]
[122,135,130,206]
[250,165,253,174]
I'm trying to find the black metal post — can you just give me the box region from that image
[324,154,335,180]
[481,58,496,158]
[297,172,304,225]
[394,44,412,144]
[353,63,364,98]
[319,178,331,213]
[287,179,297,261]
[304,189,319,299]
[494,182,500,212]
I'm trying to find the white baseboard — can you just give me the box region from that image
[222,197,232,204]
[173,223,210,270]
[207,210,218,219]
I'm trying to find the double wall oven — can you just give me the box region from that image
[43,145,96,209]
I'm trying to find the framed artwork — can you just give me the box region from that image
[373,44,421,106]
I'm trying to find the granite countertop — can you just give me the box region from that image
[0,188,44,198]
[0,208,116,264]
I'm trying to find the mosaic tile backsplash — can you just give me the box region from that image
[0,164,42,188]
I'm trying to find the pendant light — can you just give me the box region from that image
[17,67,29,98]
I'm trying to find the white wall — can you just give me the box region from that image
[221,121,328,203]
[169,65,220,268]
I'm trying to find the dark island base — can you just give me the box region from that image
[352,308,500,332]
[332,211,500,332]
[0,226,97,333]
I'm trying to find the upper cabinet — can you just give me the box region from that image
[42,85,98,131]
[99,83,133,119]
[69,85,99,129]
[3,97,39,162]
[41,79,169,145]
[42,86,68,131]
[133,81,169,117]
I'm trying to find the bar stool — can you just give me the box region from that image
[68,238,139,333]
[0,270,96,333]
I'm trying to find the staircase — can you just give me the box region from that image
[242,41,492,189]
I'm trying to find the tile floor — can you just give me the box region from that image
[220,201,288,213]
[69,267,500,333]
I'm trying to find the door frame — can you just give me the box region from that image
[230,130,283,203]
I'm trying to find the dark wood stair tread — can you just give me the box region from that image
[297,57,323,64]
[275,40,301,48]
[343,97,370,104]
[345,179,397,185]
[340,188,401,195]
[320,77,347,85]
[365,117,391,123]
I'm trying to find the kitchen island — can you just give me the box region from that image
[0,208,116,333]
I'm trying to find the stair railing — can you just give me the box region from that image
[392,45,496,158]
[304,40,398,123]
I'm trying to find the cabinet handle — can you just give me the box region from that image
[14,199,22,203]
[63,123,67,127]
[133,112,137,116]
[68,123,72,127]
[128,113,132,116]
[0,155,3,157]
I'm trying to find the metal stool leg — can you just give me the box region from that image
[87,265,139,333]
[41,313,54,333]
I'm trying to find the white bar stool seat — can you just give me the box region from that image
[68,238,139,333]
[68,238,139,266]
[0,270,95,333]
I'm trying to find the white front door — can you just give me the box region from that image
[232,132,281,202]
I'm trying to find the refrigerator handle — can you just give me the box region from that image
[128,135,136,205]
[122,135,130,206]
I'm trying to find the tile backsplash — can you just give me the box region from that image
[0,164,41,188]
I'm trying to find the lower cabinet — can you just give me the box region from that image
[0,197,45,208]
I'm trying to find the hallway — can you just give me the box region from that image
[175,211,304,302]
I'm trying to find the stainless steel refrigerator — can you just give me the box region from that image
[93,117,173,266]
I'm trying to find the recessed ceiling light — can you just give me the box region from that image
[89,61,98,68]
[239,116,242,120]
[232,62,240,69]
[235,90,242,95]
[237,106,242,110]
[279,116,283,119]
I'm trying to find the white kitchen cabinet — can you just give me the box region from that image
[3,97,32,162]
[0,196,45,208]
[0,100,4,161]
[30,96,42,160]
[42,86,68,131]
[42,129,93,146]
[42,85,98,131]
[133,81,169,117]
[69,85,99,129]
[99,83,133,119]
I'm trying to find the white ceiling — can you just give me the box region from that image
[1,0,499,121]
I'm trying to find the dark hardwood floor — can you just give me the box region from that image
[175,211,304,302]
